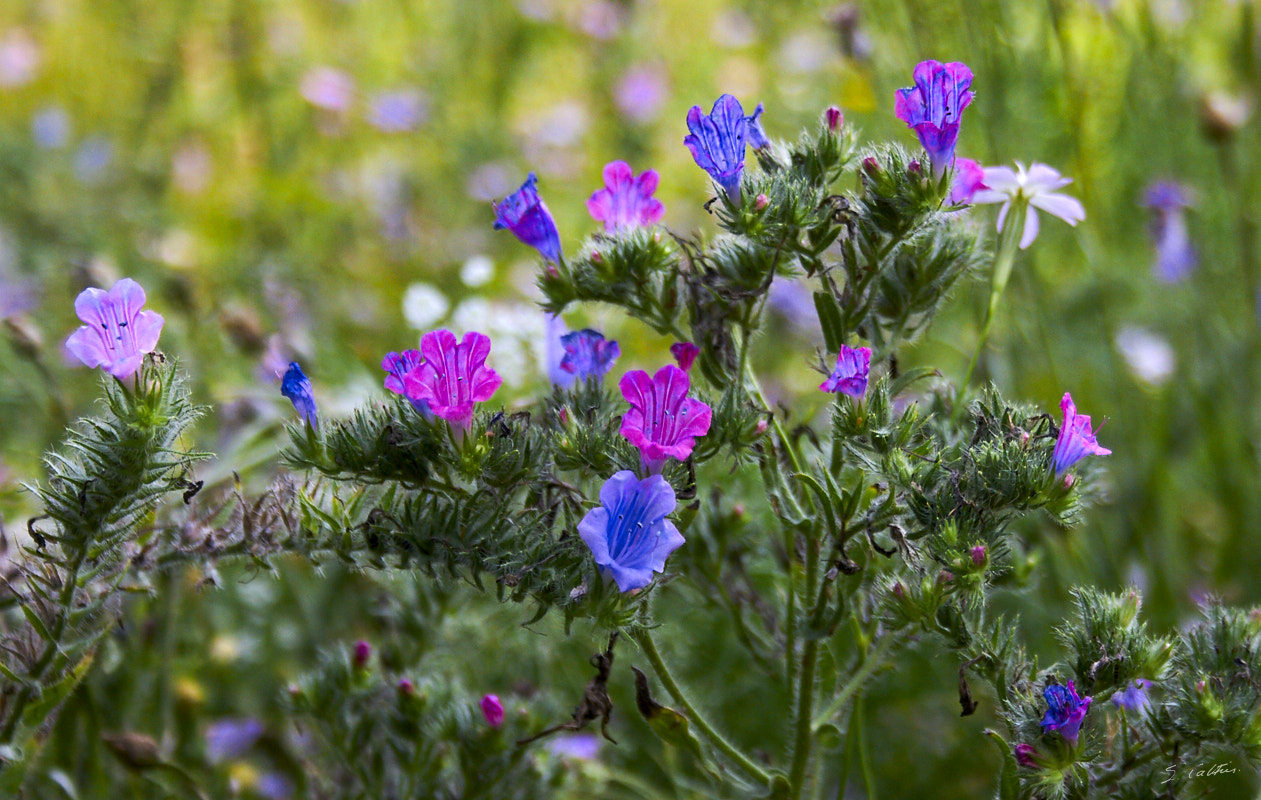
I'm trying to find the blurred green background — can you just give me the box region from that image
[1,0,1258,796]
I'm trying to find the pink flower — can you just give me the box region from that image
[481,694,505,727]
[1051,393,1111,474]
[403,330,502,430]
[619,365,712,473]
[65,278,165,380]
[949,158,987,205]
[820,345,871,398]
[586,161,665,233]
[670,341,699,372]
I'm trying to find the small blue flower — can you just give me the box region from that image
[684,94,759,202]
[1144,181,1197,283]
[578,471,685,592]
[281,362,318,430]
[1111,679,1151,713]
[492,173,563,263]
[560,329,620,382]
[746,103,770,150]
[894,60,974,176]
[1040,681,1092,744]
[206,718,264,763]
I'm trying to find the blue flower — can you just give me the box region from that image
[560,329,620,382]
[381,349,432,416]
[820,344,871,398]
[578,471,685,592]
[894,60,974,176]
[492,173,563,263]
[1111,679,1151,713]
[684,94,764,202]
[745,103,770,150]
[206,718,264,763]
[1040,681,1092,744]
[1144,181,1197,282]
[281,362,318,430]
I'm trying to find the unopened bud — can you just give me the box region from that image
[1200,91,1250,142]
[4,316,43,360]
[1014,743,1039,768]
[1196,679,1207,694]
[353,640,371,668]
[545,263,560,279]
[825,105,843,134]
[101,731,163,771]
[558,407,570,425]
[591,251,603,263]
[907,159,922,177]
[891,581,905,599]
[397,678,416,697]
[1062,473,1075,490]
[481,694,505,727]
[754,193,769,211]
[755,418,768,434]
[862,156,881,177]
[971,545,987,567]
[938,570,954,584]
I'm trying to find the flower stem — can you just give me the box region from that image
[811,630,905,730]
[634,627,772,786]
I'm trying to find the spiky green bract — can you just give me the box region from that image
[285,394,440,487]
[1055,588,1173,698]
[0,360,207,782]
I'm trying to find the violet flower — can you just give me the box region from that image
[481,694,505,727]
[972,162,1085,249]
[492,173,563,263]
[894,60,975,176]
[1014,743,1040,768]
[65,278,165,380]
[586,161,665,232]
[560,329,620,382]
[403,330,502,430]
[1111,679,1151,713]
[381,349,431,415]
[746,103,770,149]
[820,344,872,398]
[619,365,713,473]
[684,94,762,203]
[1040,681,1092,744]
[1051,392,1111,474]
[546,314,575,388]
[670,341,699,372]
[949,157,987,205]
[205,718,264,763]
[1144,181,1197,282]
[578,470,685,591]
[281,362,318,430]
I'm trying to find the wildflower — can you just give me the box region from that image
[299,67,354,112]
[894,60,975,176]
[547,733,601,760]
[746,103,770,149]
[972,162,1085,249]
[279,363,319,429]
[403,330,502,430]
[1014,743,1041,768]
[481,694,505,727]
[1114,327,1175,386]
[65,278,165,380]
[31,106,69,149]
[670,341,699,372]
[546,314,575,388]
[1051,393,1111,474]
[560,329,620,382]
[615,64,667,124]
[368,88,428,132]
[586,161,665,232]
[1111,679,1151,713]
[1040,681,1092,744]
[206,718,264,763]
[492,173,563,263]
[578,470,685,591]
[684,94,761,202]
[820,344,872,398]
[353,640,371,668]
[1143,181,1197,282]
[970,545,987,566]
[949,157,986,205]
[381,350,432,414]
[619,365,713,473]
[825,105,844,134]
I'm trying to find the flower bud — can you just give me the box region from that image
[825,105,843,134]
[353,640,371,669]
[970,545,987,567]
[591,251,603,263]
[1014,743,1039,768]
[862,156,881,177]
[481,694,505,727]
[891,581,905,599]
[397,678,416,697]
[937,569,954,584]
[755,418,768,435]
[907,159,923,177]
[754,193,769,211]
[1062,473,1075,490]
[545,263,560,279]
[1200,91,1250,142]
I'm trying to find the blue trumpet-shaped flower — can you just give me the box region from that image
[820,344,872,398]
[895,60,974,176]
[560,329,620,382]
[281,362,318,430]
[1051,393,1111,475]
[578,471,685,592]
[492,172,563,263]
[1040,681,1092,744]
[684,94,764,202]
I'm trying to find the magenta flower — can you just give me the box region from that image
[381,350,432,415]
[492,173,563,263]
[1051,393,1111,474]
[1014,743,1040,768]
[578,470,685,591]
[560,329,620,382]
[619,365,712,473]
[586,161,665,233]
[949,157,987,205]
[1040,681,1092,744]
[65,278,165,380]
[670,341,699,372]
[894,60,975,176]
[684,94,763,203]
[481,694,505,727]
[820,345,872,398]
[403,330,503,430]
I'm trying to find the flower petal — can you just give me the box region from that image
[1019,207,1040,249]
[1029,192,1085,226]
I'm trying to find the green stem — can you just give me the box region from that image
[788,638,819,798]
[811,631,904,730]
[635,628,772,786]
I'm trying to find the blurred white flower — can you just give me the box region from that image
[1115,326,1175,386]
[0,29,39,87]
[460,255,495,287]
[300,67,354,112]
[402,283,449,329]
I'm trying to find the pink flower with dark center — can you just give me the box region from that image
[403,330,502,430]
[619,365,712,473]
[65,278,164,380]
[586,161,665,233]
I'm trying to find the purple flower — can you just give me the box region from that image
[492,173,563,263]
[481,694,505,727]
[206,718,264,762]
[381,349,432,415]
[368,89,428,132]
[1051,393,1111,474]
[1014,743,1040,768]
[825,105,844,134]
[670,341,699,372]
[546,314,575,388]
[578,470,685,591]
[256,773,294,800]
[619,365,713,473]
[31,106,69,149]
[1111,679,1151,713]
[281,363,318,429]
[820,345,872,398]
[586,161,665,232]
[300,67,354,112]
[894,60,975,176]
[547,733,601,760]
[560,329,620,382]
[403,330,502,430]
[353,640,371,668]
[683,94,763,203]
[746,103,770,149]
[1040,681,1092,744]
[949,157,987,205]
[615,65,667,124]
[65,278,164,380]
[1144,181,1197,282]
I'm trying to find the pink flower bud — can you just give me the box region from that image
[591,251,603,263]
[1196,680,1206,694]
[938,570,954,584]
[907,159,922,177]
[754,193,769,211]
[558,407,570,425]
[755,418,768,434]
[545,263,560,279]
[353,640,371,668]
[481,694,505,727]
[892,581,905,599]
[971,545,987,567]
[862,156,881,176]
[1062,473,1076,490]
[398,678,415,696]
[1015,743,1039,768]
[825,105,843,133]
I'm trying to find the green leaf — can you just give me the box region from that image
[813,290,846,353]
[983,729,1019,800]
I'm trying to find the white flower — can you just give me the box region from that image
[1114,326,1175,387]
[401,283,449,329]
[972,162,1086,249]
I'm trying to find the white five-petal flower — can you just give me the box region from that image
[971,162,1086,249]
